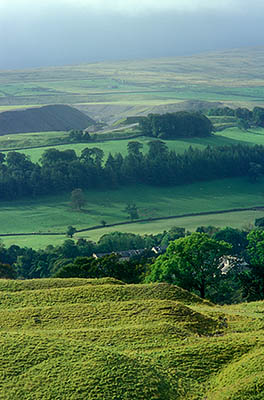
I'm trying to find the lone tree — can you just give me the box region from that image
[66,226,77,238]
[71,188,86,211]
[124,204,139,221]
[146,232,232,298]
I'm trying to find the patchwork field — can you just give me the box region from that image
[0,277,263,399]
[1,47,264,122]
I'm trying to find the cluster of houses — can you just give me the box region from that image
[92,246,249,276]
[92,246,167,261]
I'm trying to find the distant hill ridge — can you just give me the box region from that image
[0,104,95,135]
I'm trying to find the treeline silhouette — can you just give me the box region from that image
[138,111,213,138]
[0,140,264,200]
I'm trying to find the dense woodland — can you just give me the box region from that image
[138,111,213,138]
[0,141,264,200]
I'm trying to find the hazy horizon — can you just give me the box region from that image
[1,0,263,70]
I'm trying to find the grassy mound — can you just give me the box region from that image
[0,300,219,335]
[0,334,175,400]
[0,277,124,292]
[205,347,264,399]
[0,278,264,398]
[0,105,95,135]
[0,281,210,308]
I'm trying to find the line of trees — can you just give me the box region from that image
[207,106,264,129]
[1,140,264,200]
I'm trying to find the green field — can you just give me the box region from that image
[1,126,264,249]
[0,126,263,164]
[0,277,264,399]
[0,130,68,151]
[1,177,264,248]
[1,48,264,248]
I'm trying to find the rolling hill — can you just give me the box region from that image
[0,277,264,399]
[0,104,95,135]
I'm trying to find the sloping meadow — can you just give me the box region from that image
[0,278,263,399]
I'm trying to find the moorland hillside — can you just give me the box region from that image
[1,47,264,123]
[0,104,95,135]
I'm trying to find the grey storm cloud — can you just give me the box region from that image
[0,0,263,69]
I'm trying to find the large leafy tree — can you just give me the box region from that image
[238,229,264,301]
[70,188,86,211]
[246,229,264,265]
[146,232,231,298]
[212,227,248,256]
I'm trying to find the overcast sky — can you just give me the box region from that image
[0,0,263,70]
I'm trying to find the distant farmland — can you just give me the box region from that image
[1,47,264,122]
[1,48,264,247]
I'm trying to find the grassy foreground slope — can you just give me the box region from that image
[0,278,264,399]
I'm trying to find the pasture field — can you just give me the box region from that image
[0,277,264,399]
[0,126,140,152]
[1,177,264,248]
[2,126,264,163]
[76,209,263,244]
[0,130,68,151]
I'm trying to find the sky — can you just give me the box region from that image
[0,0,263,70]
